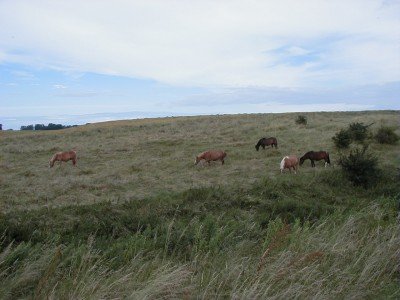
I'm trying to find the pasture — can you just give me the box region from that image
[0,110,399,298]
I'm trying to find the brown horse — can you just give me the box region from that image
[300,151,330,168]
[195,150,227,165]
[280,155,299,174]
[49,150,77,168]
[255,137,278,151]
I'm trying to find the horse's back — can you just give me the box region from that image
[58,150,77,160]
[265,137,277,144]
[201,150,225,160]
[68,150,77,157]
[286,155,299,166]
[315,151,328,159]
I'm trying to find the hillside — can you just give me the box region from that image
[1,110,398,211]
[0,110,399,298]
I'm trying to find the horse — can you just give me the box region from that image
[49,150,77,168]
[280,155,299,174]
[195,150,227,165]
[299,151,331,168]
[255,137,278,151]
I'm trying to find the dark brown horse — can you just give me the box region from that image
[49,150,77,168]
[280,155,299,174]
[195,150,227,165]
[255,137,278,151]
[300,151,330,168]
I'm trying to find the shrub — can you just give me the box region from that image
[374,126,399,145]
[338,146,380,188]
[348,122,371,143]
[332,129,352,149]
[295,115,307,125]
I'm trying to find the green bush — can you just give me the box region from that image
[332,129,352,149]
[374,126,399,144]
[295,115,307,125]
[348,122,370,143]
[339,147,380,188]
[333,122,373,149]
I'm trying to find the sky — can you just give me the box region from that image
[0,0,399,129]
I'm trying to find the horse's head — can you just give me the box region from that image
[49,153,57,168]
[255,144,260,151]
[194,156,200,165]
[299,156,305,165]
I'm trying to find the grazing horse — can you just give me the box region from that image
[300,151,331,168]
[280,155,299,174]
[255,137,278,151]
[195,150,227,165]
[49,150,77,168]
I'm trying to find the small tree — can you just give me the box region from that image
[374,126,399,145]
[338,146,380,188]
[21,125,34,130]
[295,115,307,125]
[332,129,352,149]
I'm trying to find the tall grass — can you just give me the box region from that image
[0,203,398,299]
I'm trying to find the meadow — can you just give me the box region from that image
[0,110,399,299]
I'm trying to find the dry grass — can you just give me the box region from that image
[1,111,398,212]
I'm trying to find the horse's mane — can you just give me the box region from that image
[280,156,289,170]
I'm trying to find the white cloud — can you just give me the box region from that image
[11,70,35,79]
[0,0,399,88]
[53,84,67,89]
[286,46,311,56]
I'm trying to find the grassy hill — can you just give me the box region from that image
[0,110,399,298]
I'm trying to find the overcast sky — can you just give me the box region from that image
[0,0,399,129]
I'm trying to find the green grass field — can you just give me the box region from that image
[0,110,399,298]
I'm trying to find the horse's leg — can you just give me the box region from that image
[221,159,224,165]
[262,145,265,150]
[311,160,315,167]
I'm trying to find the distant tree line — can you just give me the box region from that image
[20,123,78,131]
